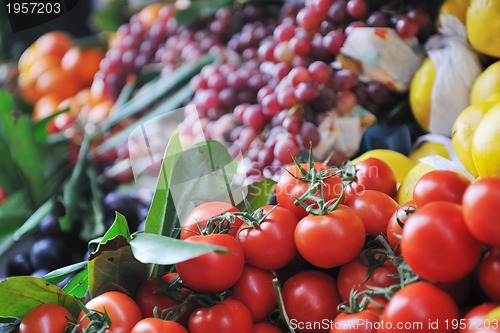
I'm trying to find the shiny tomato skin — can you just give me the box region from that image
[386,204,415,252]
[180,201,242,239]
[346,158,397,199]
[282,270,341,333]
[237,205,298,270]
[462,177,500,246]
[188,299,253,333]
[413,170,471,207]
[459,303,499,333]
[346,190,399,237]
[379,281,459,333]
[232,265,277,322]
[330,307,383,333]
[295,206,366,268]
[276,162,343,220]
[131,318,188,333]
[401,201,482,283]
[176,234,244,292]
[79,291,143,333]
[478,248,500,302]
[254,322,284,333]
[19,304,73,333]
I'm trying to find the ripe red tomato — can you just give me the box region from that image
[294,206,366,268]
[401,201,482,283]
[180,201,242,239]
[135,273,195,326]
[462,177,500,246]
[79,291,143,333]
[413,170,471,207]
[131,318,188,333]
[346,190,399,237]
[254,322,284,333]
[232,265,277,322]
[188,299,253,333]
[478,248,500,302]
[330,307,383,333]
[282,270,341,333]
[378,281,459,333]
[336,253,398,302]
[346,158,397,199]
[459,303,499,333]
[176,233,244,292]
[237,205,298,270]
[386,204,416,252]
[276,162,343,220]
[19,304,73,333]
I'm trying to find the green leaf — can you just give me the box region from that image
[100,213,132,245]
[130,233,230,265]
[0,277,81,319]
[63,269,88,298]
[81,164,106,240]
[0,91,15,141]
[43,261,88,285]
[32,108,69,144]
[0,138,23,193]
[13,197,55,240]
[176,0,234,25]
[88,235,148,298]
[237,178,277,211]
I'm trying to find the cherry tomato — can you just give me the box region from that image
[176,233,244,292]
[276,162,343,220]
[180,201,242,239]
[131,318,188,333]
[401,201,482,283]
[378,281,459,333]
[463,177,500,246]
[336,252,398,302]
[346,190,398,237]
[479,248,500,302]
[386,204,416,252]
[188,299,253,333]
[459,303,499,333]
[330,307,383,333]
[254,322,284,333]
[79,291,143,333]
[413,170,470,207]
[282,270,341,333]
[19,304,73,333]
[346,158,397,199]
[295,206,366,268]
[232,265,277,322]
[237,205,298,270]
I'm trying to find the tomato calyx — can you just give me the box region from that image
[181,213,235,237]
[294,179,346,215]
[232,199,278,231]
[395,205,417,229]
[68,299,111,333]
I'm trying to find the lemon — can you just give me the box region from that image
[472,103,500,177]
[409,141,450,164]
[466,0,500,58]
[452,102,494,177]
[470,61,500,105]
[409,58,435,132]
[396,162,435,204]
[486,306,500,321]
[352,149,415,184]
[440,0,470,25]
[485,91,500,102]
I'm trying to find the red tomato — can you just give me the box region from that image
[180,201,242,239]
[330,307,383,333]
[436,274,473,307]
[459,303,499,333]
[282,270,341,333]
[237,205,298,270]
[254,322,284,333]
[294,206,366,268]
[276,162,343,220]
[413,170,471,207]
[346,158,397,199]
[176,233,244,292]
[188,299,253,333]
[135,273,195,326]
[131,318,188,333]
[232,265,277,322]
[19,304,73,333]
[346,190,399,237]
[386,204,416,252]
[336,253,398,302]
[79,291,143,333]
[0,187,6,203]
[463,177,500,246]
[479,248,500,302]
[378,281,459,333]
[401,201,482,283]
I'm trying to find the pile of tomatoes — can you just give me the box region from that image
[17,157,500,333]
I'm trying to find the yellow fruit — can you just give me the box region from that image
[485,91,500,102]
[452,102,494,177]
[440,0,470,25]
[409,141,450,164]
[352,149,415,184]
[396,162,435,204]
[470,61,500,105]
[472,103,500,177]
[410,58,435,132]
[486,306,500,321]
[466,0,500,58]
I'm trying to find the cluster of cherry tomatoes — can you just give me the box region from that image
[17,157,500,332]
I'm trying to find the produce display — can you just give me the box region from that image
[1,0,500,332]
